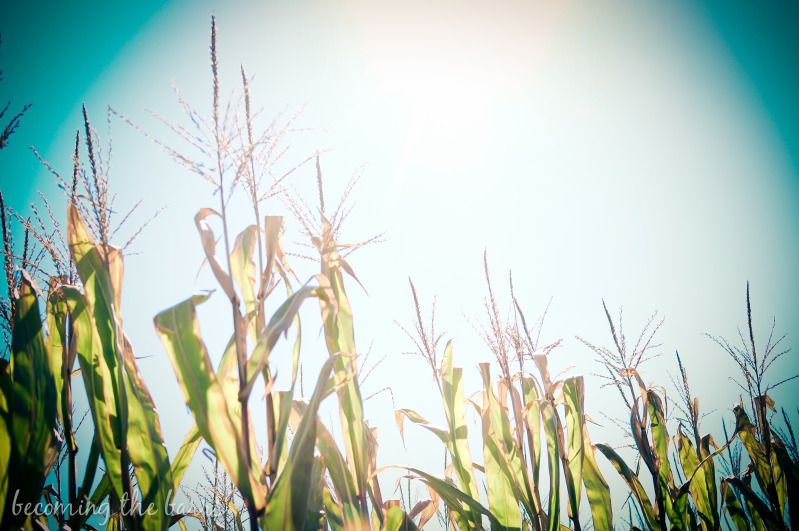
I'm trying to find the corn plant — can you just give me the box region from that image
[670,352,722,530]
[396,258,613,530]
[284,156,427,531]
[155,150,418,530]
[0,268,61,529]
[65,202,201,529]
[592,376,726,530]
[1,101,197,529]
[60,109,202,529]
[145,17,322,531]
[28,126,117,530]
[1,108,107,530]
[0,100,105,529]
[145,17,426,530]
[581,300,743,531]
[710,284,798,530]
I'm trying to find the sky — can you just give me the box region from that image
[2,0,799,526]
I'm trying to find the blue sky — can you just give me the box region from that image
[2,0,799,525]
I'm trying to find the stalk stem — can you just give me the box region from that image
[211,16,257,530]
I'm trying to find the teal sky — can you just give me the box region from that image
[2,1,799,526]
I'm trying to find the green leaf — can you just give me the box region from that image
[66,205,128,499]
[243,280,323,395]
[153,293,265,512]
[581,425,612,531]
[322,487,345,530]
[596,443,659,530]
[318,264,368,512]
[1,274,59,529]
[721,477,782,531]
[290,400,361,527]
[0,358,10,521]
[68,204,176,529]
[733,406,776,504]
[404,467,500,529]
[121,334,173,531]
[230,225,259,328]
[262,355,338,530]
[229,223,264,386]
[772,434,799,528]
[721,477,750,531]
[541,399,561,531]
[698,434,720,529]
[381,505,419,531]
[562,377,585,525]
[395,408,449,445]
[45,292,68,446]
[170,425,201,498]
[676,428,717,529]
[477,364,524,529]
[646,390,672,489]
[506,381,543,519]
[90,473,112,508]
[520,376,542,486]
[302,457,326,531]
[440,341,479,500]
[62,285,124,495]
[67,436,105,530]
[635,390,677,528]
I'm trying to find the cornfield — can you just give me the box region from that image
[1,16,798,531]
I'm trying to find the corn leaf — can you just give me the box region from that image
[318,262,368,513]
[581,425,612,531]
[171,425,201,498]
[698,434,720,529]
[396,409,449,445]
[562,377,585,525]
[772,435,799,527]
[595,443,659,529]
[506,382,543,520]
[440,341,479,500]
[69,204,177,529]
[290,401,361,526]
[721,477,782,530]
[521,376,542,485]
[1,274,59,529]
[478,364,524,529]
[67,434,104,529]
[243,278,325,393]
[230,224,259,332]
[733,405,777,509]
[66,205,127,498]
[45,292,69,447]
[721,478,750,531]
[263,355,337,530]
[676,428,716,529]
[302,457,326,530]
[404,466,500,529]
[153,293,265,512]
[194,208,235,300]
[0,358,9,521]
[541,399,561,531]
[381,505,419,531]
[645,390,672,489]
[120,333,173,531]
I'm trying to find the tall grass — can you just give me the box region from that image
[0,16,797,531]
